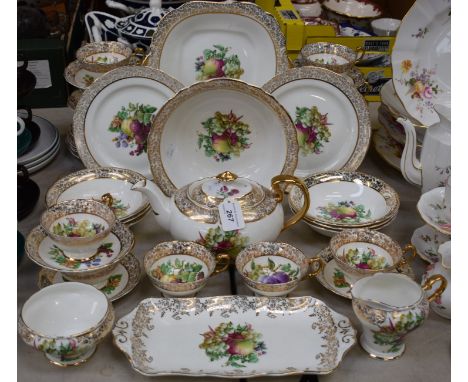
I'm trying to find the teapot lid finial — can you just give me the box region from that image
[216,171,238,182]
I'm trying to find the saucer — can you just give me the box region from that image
[38,253,141,302]
[417,187,451,235]
[25,220,134,274]
[315,246,414,299]
[372,127,402,171]
[64,60,104,89]
[411,224,450,264]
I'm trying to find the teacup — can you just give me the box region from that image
[371,18,401,36]
[329,229,415,277]
[76,41,133,73]
[236,242,322,297]
[351,273,446,360]
[18,283,114,366]
[40,199,116,261]
[144,241,229,297]
[300,42,364,73]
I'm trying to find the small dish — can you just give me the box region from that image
[300,42,364,73]
[144,241,229,297]
[76,42,132,73]
[315,246,415,299]
[26,219,134,287]
[417,187,451,235]
[40,199,116,260]
[329,229,416,276]
[18,283,115,366]
[323,0,382,30]
[46,167,151,225]
[236,242,322,297]
[64,60,104,89]
[288,171,400,228]
[411,224,450,264]
[38,252,141,302]
[371,18,401,36]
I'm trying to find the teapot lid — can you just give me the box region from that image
[174,171,278,224]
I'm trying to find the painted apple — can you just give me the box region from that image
[335,206,357,219]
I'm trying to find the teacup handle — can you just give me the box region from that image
[398,244,417,266]
[354,47,365,64]
[422,274,447,302]
[271,175,310,232]
[306,257,323,278]
[211,254,230,276]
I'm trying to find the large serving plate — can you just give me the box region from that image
[263,67,370,176]
[147,78,298,196]
[392,0,451,126]
[46,167,150,225]
[73,67,183,179]
[147,1,289,87]
[113,295,355,377]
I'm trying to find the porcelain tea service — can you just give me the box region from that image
[18,283,115,366]
[144,241,230,297]
[299,42,364,73]
[351,273,446,360]
[236,242,322,297]
[132,171,310,258]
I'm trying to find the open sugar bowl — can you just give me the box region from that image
[236,242,322,297]
[40,199,116,262]
[300,42,364,73]
[76,42,133,73]
[18,283,115,367]
[144,241,229,297]
[329,229,416,277]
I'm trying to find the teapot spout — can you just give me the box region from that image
[398,117,422,187]
[131,179,171,230]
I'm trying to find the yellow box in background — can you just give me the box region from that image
[255,0,395,101]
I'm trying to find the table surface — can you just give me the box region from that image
[17,106,450,382]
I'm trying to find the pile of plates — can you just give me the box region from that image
[17,113,60,174]
[288,171,400,237]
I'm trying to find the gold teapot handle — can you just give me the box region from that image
[422,274,447,302]
[355,46,366,63]
[398,244,417,266]
[271,175,310,232]
[211,254,230,276]
[306,257,323,278]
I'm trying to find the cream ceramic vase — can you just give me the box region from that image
[422,241,451,319]
[131,171,310,259]
[399,104,451,192]
[351,273,446,360]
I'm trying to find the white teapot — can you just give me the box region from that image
[399,104,450,192]
[131,171,310,258]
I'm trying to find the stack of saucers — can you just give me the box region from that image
[25,199,140,302]
[45,167,151,226]
[17,113,60,174]
[288,171,400,237]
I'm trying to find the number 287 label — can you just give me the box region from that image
[218,198,245,232]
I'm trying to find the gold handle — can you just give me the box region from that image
[211,254,230,276]
[306,257,323,278]
[422,274,447,302]
[271,175,310,232]
[355,46,365,63]
[398,244,417,266]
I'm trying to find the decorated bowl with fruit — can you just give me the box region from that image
[40,199,116,261]
[236,242,322,297]
[76,42,133,73]
[144,241,229,297]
